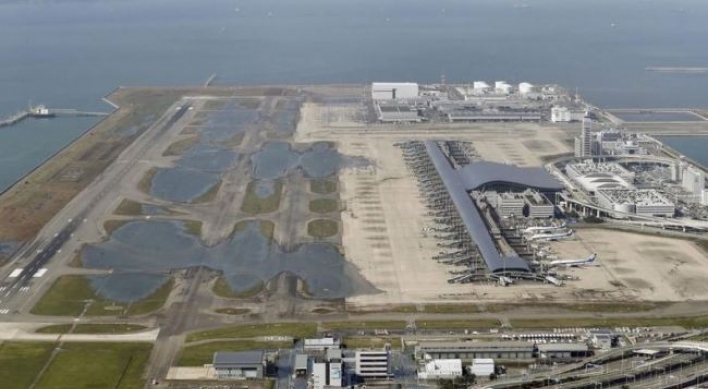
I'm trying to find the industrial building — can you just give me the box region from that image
[469,359,495,377]
[446,109,542,122]
[551,106,572,123]
[415,341,535,361]
[371,82,419,100]
[536,343,591,360]
[352,350,391,379]
[589,330,613,350]
[294,354,308,376]
[375,103,420,122]
[304,337,341,351]
[595,189,675,218]
[311,349,343,389]
[418,359,463,380]
[212,351,265,379]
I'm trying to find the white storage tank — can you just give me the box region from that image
[519,82,534,95]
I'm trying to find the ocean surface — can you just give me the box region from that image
[656,136,708,168]
[2,0,708,190]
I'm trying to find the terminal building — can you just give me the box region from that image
[566,160,636,193]
[495,190,555,218]
[415,341,535,362]
[595,189,675,218]
[425,141,564,275]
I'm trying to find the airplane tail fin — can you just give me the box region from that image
[587,253,597,263]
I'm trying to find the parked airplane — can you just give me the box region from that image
[526,229,574,242]
[549,253,598,268]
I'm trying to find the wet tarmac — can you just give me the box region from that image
[150,167,220,203]
[81,220,377,301]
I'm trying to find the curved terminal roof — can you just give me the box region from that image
[425,141,531,273]
[458,161,564,192]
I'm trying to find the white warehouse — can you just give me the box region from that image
[371,82,419,100]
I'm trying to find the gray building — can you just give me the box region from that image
[213,351,265,379]
[497,192,525,217]
[537,343,590,360]
[415,341,535,362]
[523,191,555,218]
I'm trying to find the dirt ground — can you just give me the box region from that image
[295,101,708,307]
[549,228,708,301]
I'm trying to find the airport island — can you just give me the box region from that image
[1,82,708,389]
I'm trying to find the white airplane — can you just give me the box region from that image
[526,229,574,242]
[523,223,567,235]
[549,253,598,268]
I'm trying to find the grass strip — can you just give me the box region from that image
[187,323,317,343]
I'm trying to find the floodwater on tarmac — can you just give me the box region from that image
[200,104,259,143]
[254,180,275,198]
[88,273,169,303]
[80,220,377,301]
[150,167,220,203]
[175,143,239,173]
[252,141,370,180]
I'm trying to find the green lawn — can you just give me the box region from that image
[137,167,158,194]
[0,342,55,389]
[415,319,500,330]
[178,340,290,366]
[231,219,275,240]
[34,342,152,389]
[190,181,222,204]
[31,275,174,316]
[241,180,283,214]
[187,323,317,343]
[35,324,149,334]
[307,219,339,238]
[113,199,143,216]
[309,198,339,213]
[310,179,337,194]
[342,337,402,350]
[510,315,708,329]
[323,321,408,331]
[215,308,251,315]
[181,219,203,238]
